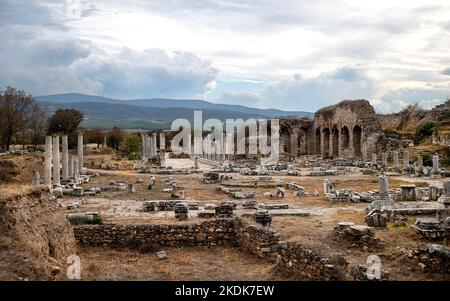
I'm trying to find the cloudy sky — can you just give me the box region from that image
[1,0,450,113]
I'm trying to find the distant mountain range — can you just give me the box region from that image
[35,93,313,130]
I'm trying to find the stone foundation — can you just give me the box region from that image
[73,217,354,280]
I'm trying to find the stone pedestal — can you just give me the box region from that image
[174,202,189,220]
[32,170,40,186]
[400,185,416,202]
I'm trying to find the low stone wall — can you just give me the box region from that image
[234,218,280,259]
[73,217,350,280]
[274,242,348,280]
[74,219,235,250]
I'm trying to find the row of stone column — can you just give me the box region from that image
[141,133,167,167]
[141,133,158,161]
[369,150,440,173]
[37,133,84,186]
[198,134,228,164]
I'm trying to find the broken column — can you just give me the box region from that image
[32,170,40,186]
[193,156,199,169]
[62,135,69,180]
[432,154,440,174]
[403,150,409,169]
[69,154,75,177]
[44,135,53,185]
[74,156,79,176]
[371,154,377,165]
[362,143,368,162]
[417,155,423,170]
[52,136,60,186]
[392,151,399,168]
[365,175,394,227]
[77,131,84,174]
[160,132,166,167]
[103,136,107,148]
[323,178,331,194]
[438,181,450,208]
[381,153,388,168]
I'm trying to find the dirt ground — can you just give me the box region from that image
[3,150,449,281]
[79,246,279,281]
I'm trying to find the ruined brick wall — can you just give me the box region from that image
[74,217,352,280]
[234,218,280,259]
[273,242,349,280]
[74,219,236,249]
[312,100,383,158]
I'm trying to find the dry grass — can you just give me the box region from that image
[79,246,279,281]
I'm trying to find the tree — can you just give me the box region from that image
[0,87,34,151]
[107,127,124,150]
[47,108,84,147]
[28,103,47,151]
[122,134,140,160]
[47,108,84,135]
[86,128,105,148]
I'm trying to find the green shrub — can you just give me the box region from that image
[414,122,438,144]
[421,153,432,167]
[384,128,401,139]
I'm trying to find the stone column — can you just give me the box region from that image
[44,135,53,185]
[103,136,107,148]
[153,133,158,157]
[392,151,399,167]
[77,131,84,174]
[362,143,368,162]
[438,181,450,207]
[69,154,75,177]
[432,154,439,174]
[323,179,330,194]
[52,136,60,186]
[141,133,147,161]
[379,175,390,200]
[417,155,423,170]
[74,156,79,176]
[382,153,388,167]
[194,156,199,169]
[371,153,377,164]
[159,133,166,151]
[62,135,69,180]
[403,150,409,168]
[32,170,40,186]
[143,135,148,159]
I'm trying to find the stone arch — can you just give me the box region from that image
[332,126,339,157]
[323,128,330,157]
[353,124,362,157]
[341,126,350,150]
[315,127,321,155]
[297,128,307,155]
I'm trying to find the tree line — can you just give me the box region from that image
[0,87,141,158]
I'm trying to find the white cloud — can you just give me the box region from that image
[1,0,450,113]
